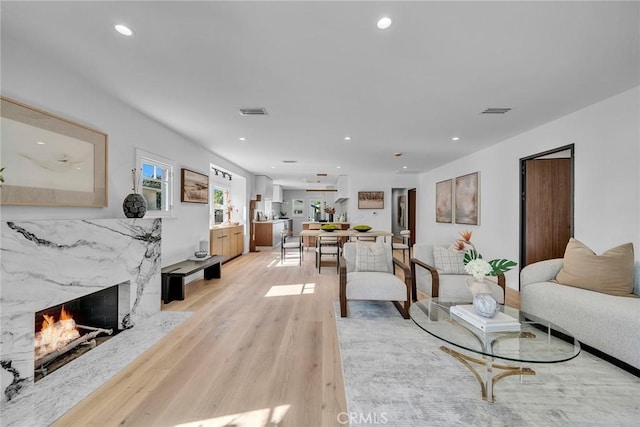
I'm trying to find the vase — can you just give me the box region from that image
[328,213,334,222]
[123,193,147,218]
[465,277,499,318]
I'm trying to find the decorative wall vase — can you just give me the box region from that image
[123,193,147,218]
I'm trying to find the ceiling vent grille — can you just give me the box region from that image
[239,108,268,116]
[316,173,328,177]
[282,160,297,164]
[482,108,511,114]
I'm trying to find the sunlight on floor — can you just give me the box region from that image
[173,404,290,427]
[267,257,303,267]
[264,283,316,297]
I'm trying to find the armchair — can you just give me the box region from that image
[410,243,505,303]
[340,241,412,318]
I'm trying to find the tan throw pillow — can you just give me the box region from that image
[433,245,467,274]
[355,241,390,273]
[555,238,635,297]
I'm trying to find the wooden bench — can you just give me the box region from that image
[161,255,227,303]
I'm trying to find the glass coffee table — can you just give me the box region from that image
[410,298,581,402]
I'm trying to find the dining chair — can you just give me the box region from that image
[315,234,340,273]
[281,229,303,265]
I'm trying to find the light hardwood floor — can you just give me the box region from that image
[55,247,519,426]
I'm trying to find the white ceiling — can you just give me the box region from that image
[2,1,638,189]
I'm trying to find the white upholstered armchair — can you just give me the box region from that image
[339,241,412,318]
[410,243,505,303]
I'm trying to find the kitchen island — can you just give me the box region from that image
[254,219,293,247]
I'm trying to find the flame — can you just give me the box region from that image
[35,305,80,360]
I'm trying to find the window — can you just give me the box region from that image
[212,187,225,224]
[136,149,174,217]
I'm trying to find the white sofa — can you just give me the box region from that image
[411,243,505,303]
[520,259,640,371]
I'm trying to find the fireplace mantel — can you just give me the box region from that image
[0,219,162,407]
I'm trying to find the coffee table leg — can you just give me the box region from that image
[440,346,535,402]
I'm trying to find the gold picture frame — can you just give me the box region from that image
[181,168,209,203]
[0,96,108,207]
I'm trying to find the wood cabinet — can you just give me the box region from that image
[254,220,288,247]
[210,225,244,261]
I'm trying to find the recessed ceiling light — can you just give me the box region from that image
[36,141,46,145]
[337,166,341,169]
[377,17,392,30]
[239,137,246,141]
[114,24,134,37]
[403,166,408,169]
[271,166,276,169]
[452,137,460,141]
[344,136,351,141]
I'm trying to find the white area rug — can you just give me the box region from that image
[2,311,192,427]
[336,301,640,426]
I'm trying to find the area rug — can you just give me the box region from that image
[336,301,640,426]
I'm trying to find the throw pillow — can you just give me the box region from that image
[555,238,635,297]
[433,245,467,274]
[355,241,390,273]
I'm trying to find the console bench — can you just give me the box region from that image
[161,255,227,303]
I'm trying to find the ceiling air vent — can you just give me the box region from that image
[282,160,297,164]
[316,173,328,177]
[482,108,511,114]
[239,108,268,116]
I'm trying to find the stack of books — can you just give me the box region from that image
[449,304,521,332]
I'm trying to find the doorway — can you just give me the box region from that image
[520,145,574,273]
[391,188,416,246]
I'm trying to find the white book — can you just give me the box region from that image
[450,304,521,332]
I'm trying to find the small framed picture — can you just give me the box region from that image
[181,168,209,203]
[358,191,384,209]
[435,179,453,223]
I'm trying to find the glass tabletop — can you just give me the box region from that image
[410,298,581,364]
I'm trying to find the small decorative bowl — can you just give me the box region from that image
[320,224,339,232]
[194,251,208,258]
[353,225,372,232]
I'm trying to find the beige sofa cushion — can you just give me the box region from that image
[555,238,635,297]
[432,245,466,274]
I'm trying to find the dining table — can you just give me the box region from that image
[299,228,393,241]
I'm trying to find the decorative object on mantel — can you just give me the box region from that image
[0,96,108,207]
[325,206,335,222]
[123,169,147,218]
[454,230,517,317]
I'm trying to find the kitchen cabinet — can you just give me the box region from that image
[210,224,244,261]
[255,175,273,200]
[335,175,351,202]
[272,184,283,203]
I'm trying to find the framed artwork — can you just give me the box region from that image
[435,179,453,223]
[181,168,209,203]
[0,96,108,207]
[455,172,480,225]
[398,195,406,227]
[358,191,384,209]
[292,199,305,217]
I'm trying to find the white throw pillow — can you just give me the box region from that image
[433,245,467,274]
[355,241,390,273]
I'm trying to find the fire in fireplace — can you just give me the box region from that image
[34,286,121,381]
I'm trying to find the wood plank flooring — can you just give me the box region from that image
[54,247,520,426]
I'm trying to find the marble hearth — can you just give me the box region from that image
[1,219,162,413]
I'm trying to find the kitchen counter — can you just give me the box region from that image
[254,219,292,247]
[254,219,289,223]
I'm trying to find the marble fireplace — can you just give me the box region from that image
[0,219,162,416]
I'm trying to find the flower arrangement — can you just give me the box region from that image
[454,230,517,279]
[324,206,335,214]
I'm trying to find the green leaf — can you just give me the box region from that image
[463,249,481,264]
[488,259,517,275]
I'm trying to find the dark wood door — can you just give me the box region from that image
[408,189,416,246]
[523,158,572,266]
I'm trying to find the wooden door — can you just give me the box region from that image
[522,158,572,266]
[408,189,416,247]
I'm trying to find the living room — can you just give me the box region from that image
[1,1,639,426]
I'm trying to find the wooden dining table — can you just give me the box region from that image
[299,228,393,243]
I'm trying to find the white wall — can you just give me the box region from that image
[417,87,640,289]
[1,35,254,267]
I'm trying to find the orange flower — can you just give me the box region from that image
[459,230,473,242]
[453,240,466,251]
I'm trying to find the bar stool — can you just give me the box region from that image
[392,230,411,263]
